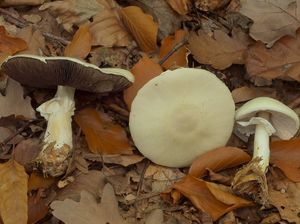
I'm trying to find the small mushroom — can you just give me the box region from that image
[232,97,299,204]
[129,68,235,167]
[1,54,134,176]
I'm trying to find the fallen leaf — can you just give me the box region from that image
[189,147,251,178]
[0,79,36,119]
[0,127,23,145]
[0,0,44,6]
[120,6,158,52]
[28,172,56,191]
[0,159,28,224]
[16,26,45,55]
[123,55,163,109]
[51,183,125,224]
[13,139,41,167]
[89,2,131,47]
[145,209,164,224]
[270,138,300,182]
[246,29,300,82]
[56,170,106,201]
[64,24,91,59]
[188,28,251,70]
[231,86,275,103]
[166,0,189,15]
[0,26,27,55]
[89,47,128,68]
[172,175,252,221]
[159,29,188,69]
[195,0,230,11]
[239,0,300,47]
[28,193,48,224]
[75,108,132,155]
[23,14,42,24]
[39,0,105,32]
[0,16,18,35]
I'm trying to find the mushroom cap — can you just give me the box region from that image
[129,68,235,167]
[1,54,134,93]
[235,97,300,139]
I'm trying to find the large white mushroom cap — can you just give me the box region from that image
[129,68,235,167]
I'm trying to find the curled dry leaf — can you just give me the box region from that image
[39,0,105,32]
[246,29,300,83]
[189,147,251,178]
[188,28,251,70]
[0,159,28,224]
[74,108,132,155]
[166,0,190,15]
[239,0,300,47]
[64,24,91,59]
[0,79,36,119]
[159,29,188,69]
[231,86,275,103]
[270,138,300,182]
[0,26,27,55]
[123,55,163,109]
[120,6,158,52]
[172,175,252,221]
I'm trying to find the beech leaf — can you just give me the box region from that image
[28,172,56,191]
[51,183,125,224]
[166,0,189,15]
[75,108,132,155]
[270,138,300,182]
[172,175,253,221]
[120,6,158,52]
[231,86,275,103]
[0,26,27,55]
[0,159,28,224]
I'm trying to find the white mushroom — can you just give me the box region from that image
[129,68,235,167]
[232,97,299,204]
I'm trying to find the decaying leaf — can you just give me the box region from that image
[0,79,36,119]
[89,47,128,68]
[246,29,300,82]
[159,29,188,69]
[0,159,28,224]
[0,0,44,6]
[64,24,91,58]
[166,0,190,15]
[270,138,300,182]
[189,147,251,178]
[239,0,300,47]
[0,26,27,55]
[28,193,48,224]
[28,172,56,191]
[75,108,132,155]
[195,0,230,11]
[51,183,125,224]
[188,28,251,70]
[120,6,158,52]
[172,175,252,221]
[145,209,164,224]
[39,0,105,32]
[232,86,275,103]
[123,55,163,109]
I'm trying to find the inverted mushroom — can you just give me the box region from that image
[232,97,299,204]
[1,54,134,176]
[129,68,235,167]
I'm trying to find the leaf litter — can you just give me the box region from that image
[1,0,300,223]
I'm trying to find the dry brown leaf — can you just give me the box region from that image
[28,172,56,191]
[0,26,27,55]
[89,4,131,47]
[231,86,275,103]
[172,175,252,221]
[0,127,23,145]
[159,29,188,69]
[246,29,300,82]
[120,6,158,52]
[0,159,28,224]
[239,0,300,47]
[75,108,132,155]
[16,26,45,55]
[39,0,105,32]
[0,79,36,119]
[270,138,300,182]
[166,0,189,15]
[51,183,125,224]
[123,55,163,109]
[0,0,44,6]
[13,139,41,167]
[145,209,164,224]
[189,147,251,178]
[195,0,230,11]
[28,193,48,224]
[188,28,251,70]
[64,24,91,59]
[89,47,127,68]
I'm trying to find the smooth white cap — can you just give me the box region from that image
[235,97,300,139]
[129,68,235,167]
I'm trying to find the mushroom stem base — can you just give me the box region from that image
[232,158,269,205]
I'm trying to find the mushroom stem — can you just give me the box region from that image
[253,112,271,172]
[36,85,76,176]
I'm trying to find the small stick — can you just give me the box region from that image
[136,160,150,197]
[42,32,70,46]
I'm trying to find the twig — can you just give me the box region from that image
[136,159,150,197]
[42,32,70,46]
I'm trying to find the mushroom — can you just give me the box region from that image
[232,97,299,204]
[1,54,134,176]
[129,68,235,167]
